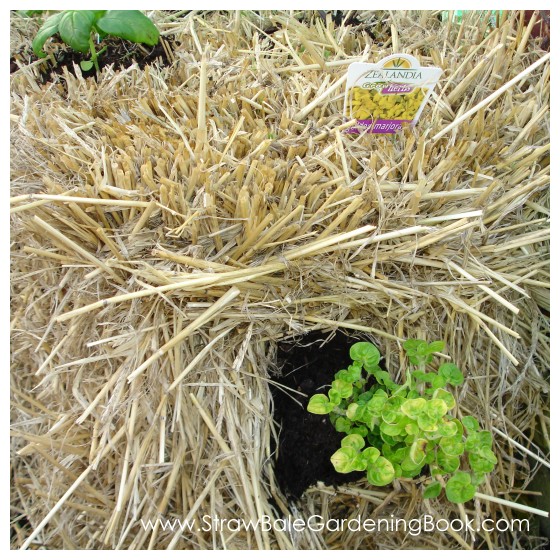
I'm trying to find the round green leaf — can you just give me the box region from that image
[331,446,358,473]
[367,395,387,415]
[332,379,353,399]
[445,471,476,504]
[436,450,460,473]
[405,422,419,436]
[468,446,497,473]
[461,416,480,432]
[451,418,464,436]
[328,388,341,406]
[350,455,367,471]
[403,339,424,355]
[423,481,442,499]
[360,446,381,465]
[307,394,333,415]
[380,431,397,446]
[425,398,448,419]
[80,60,94,71]
[346,403,359,420]
[433,388,456,410]
[357,390,374,403]
[428,340,445,353]
[341,434,365,451]
[334,416,352,433]
[465,430,493,452]
[439,436,464,457]
[366,457,395,486]
[412,370,435,383]
[437,420,458,438]
[349,341,377,362]
[431,375,446,390]
[417,414,439,432]
[438,363,464,386]
[334,369,349,381]
[346,403,366,422]
[380,421,404,437]
[401,398,427,419]
[349,425,369,437]
[400,456,423,477]
[97,10,159,45]
[382,409,398,424]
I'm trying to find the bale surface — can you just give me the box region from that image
[10,10,549,550]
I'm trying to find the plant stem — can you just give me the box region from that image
[89,36,99,72]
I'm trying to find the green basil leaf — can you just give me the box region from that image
[97,10,159,45]
[59,10,96,53]
[32,11,64,57]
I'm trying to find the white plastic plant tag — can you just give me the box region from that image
[343,54,442,134]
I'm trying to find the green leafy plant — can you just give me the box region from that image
[32,10,159,72]
[17,10,45,17]
[307,339,497,504]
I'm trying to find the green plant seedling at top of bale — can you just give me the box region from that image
[32,10,159,72]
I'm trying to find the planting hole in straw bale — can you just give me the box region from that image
[10,10,549,550]
[271,330,371,498]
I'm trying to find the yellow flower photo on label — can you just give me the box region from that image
[347,86,427,121]
[343,54,442,134]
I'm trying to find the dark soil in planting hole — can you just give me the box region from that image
[11,37,174,84]
[271,330,384,499]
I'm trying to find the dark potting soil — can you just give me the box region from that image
[12,37,174,84]
[271,330,383,499]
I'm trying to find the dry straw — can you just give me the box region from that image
[11,10,549,550]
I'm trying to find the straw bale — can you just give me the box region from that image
[10,10,549,550]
